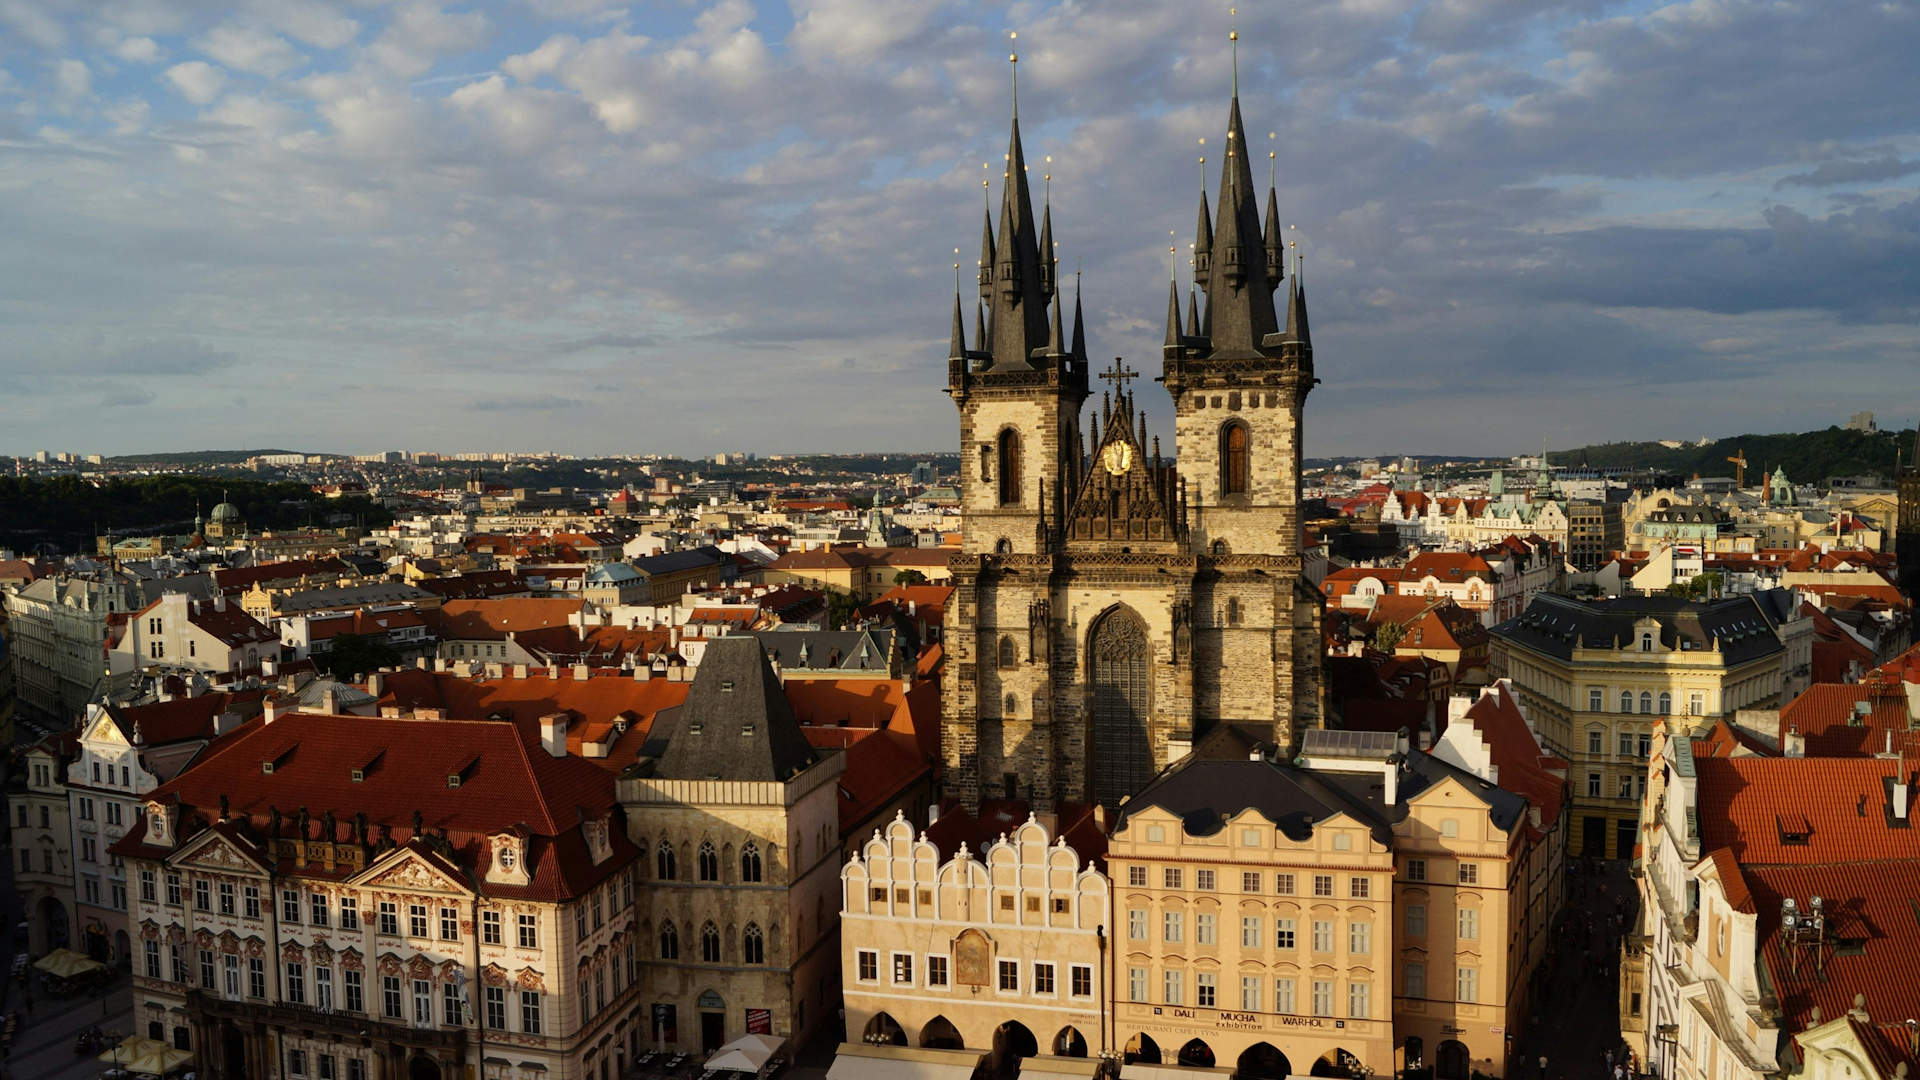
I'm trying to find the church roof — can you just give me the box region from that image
[650,636,819,783]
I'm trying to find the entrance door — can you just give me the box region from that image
[1617,818,1638,860]
[1583,815,1606,857]
[222,1026,250,1080]
[701,1012,725,1053]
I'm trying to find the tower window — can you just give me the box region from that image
[998,635,1017,669]
[1221,423,1249,496]
[997,429,1022,506]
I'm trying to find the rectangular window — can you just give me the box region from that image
[482,911,502,945]
[1619,731,1634,757]
[250,958,267,999]
[1196,913,1216,945]
[1129,967,1147,1003]
[517,914,537,949]
[171,946,187,985]
[378,902,398,936]
[1406,859,1426,882]
[1350,922,1371,954]
[412,980,432,1025]
[339,896,357,930]
[1349,981,1370,1019]
[1070,965,1092,997]
[1311,979,1333,1017]
[892,954,914,985]
[1589,688,1604,712]
[1128,909,1147,940]
[1275,977,1296,1015]
[1163,868,1182,889]
[1589,729,1604,754]
[521,992,543,1035]
[1195,869,1215,891]
[1163,970,1183,1006]
[1241,871,1261,893]
[1275,919,1296,950]
[381,976,403,1020]
[199,950,216,990]
[1405,962,1426,998]
[1457,966,1478,1003]
[286,962,305,1005]
[319,1056,337,1080]
[1406,905,1427,937]
[1458,908,1479,940]
[144,940,161,979]
[1241,976,1261,1012]
[316,967,334,1011]
[282,889,301,923]
[485,986,506,1030]
[1241,916,1262,948]
[194,879,211,911]
[288,1049,306,1077]
[440,908,459,941]
[998,960,1019,992]
[928,957,949,987]
[1312,874,1333,897]
[1459,863,1479,885]
[1311,920,1333,953]
[310,893,329,927]
[1163,912,1183,943]
[166,873,182,907]
[344,970,363,1013]
[408,905,428,938]
[1350,876,1370,899]
[443,983,463,1026]
[244,886,261,920]
[1033,963,1055,995]
[1128,865,1147,887]
[140,870,156,903]
[1619,775,1635,799]
[1196,972,1216,1008]
[218,882,235,916]
[1588,773,1602,798]
[111,881,127,911]
[856,951,878,982]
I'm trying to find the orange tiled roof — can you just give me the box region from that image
[1694,756,1920,864]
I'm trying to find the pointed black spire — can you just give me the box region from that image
[1070,278,1086,359]
[977,209,996,299]
[1283,274,1312,353]
[984,117,1050,369]
[975,300,987,353]
[1186,288,1201,338]
[1203,96,1280,357]
[1263,186,1284,293]
[1164,280,1183,348]
[1046,292,1066,356]
[1038,201,1055,301]
[949,291,966,359]
[1193,189,1214,290]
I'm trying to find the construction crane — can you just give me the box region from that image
[1727,448,1749,489]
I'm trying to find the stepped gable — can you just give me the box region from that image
[1064,361,1186,547]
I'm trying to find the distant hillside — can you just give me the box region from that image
[1549,427,1915,485]
[105,449,317,465]
[0,476,390,555]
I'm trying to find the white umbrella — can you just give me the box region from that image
[705,1034,786,1073]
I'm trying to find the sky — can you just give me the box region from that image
[1,0,1917,460]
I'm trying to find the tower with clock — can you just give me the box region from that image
[941,73,1325,814]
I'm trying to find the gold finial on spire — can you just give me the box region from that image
[954,248,961,295]
[1009,31,1019,119]
[1170,230,1177,281]
[1269,132,1276,189]
[1044,155,1052,205]
[1198,137,1207,193]
[1230,8,1240,97]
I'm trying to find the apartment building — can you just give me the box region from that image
[10,730,77,954]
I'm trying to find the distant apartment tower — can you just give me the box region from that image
[1566,499,1625,571]
[910,461,939,486]
[1845,410,1876,432]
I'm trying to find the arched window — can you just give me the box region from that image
[1639,692,1653,714]
[742,924,765,965]
[698,841,719,882]
[995,537,1013,554]
[998,429,1022,506]
[1620,691,1633,714]
[658,922,678,960]
[998,635,1017,669]
[656,840,677,880]
[1004,693,1018,717]
[699,922,720,963]
[740,842,762,883]
[1226,597,1242,627]
[1658,691,1672,716]
[1220,423,1249,496]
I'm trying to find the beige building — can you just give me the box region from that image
[109,593,280,683]
[838,806,1110,1077]
[11,730,77,955]
[1490,594,1788,858]
[619,635,847,1055]
[7,572,142,725]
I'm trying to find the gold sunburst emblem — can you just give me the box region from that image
[1101,442,1133,475]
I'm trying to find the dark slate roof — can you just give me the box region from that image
[634,546,728,577]
[1490,593,1785,666]
[651,636,819,782]
[752,629,896,672]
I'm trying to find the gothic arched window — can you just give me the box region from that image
[1227,597,1242,627]
[658,922,679,960]
[998,635,1017,669]
[1089,607,1154,806]
[699,922,721,963]
[698,841,719,882]
[740,842,762,883]
[1221,422,1250,497]
[656,839,677,880]
[1004,693,1018,717]
[997,429,1022,506]
[742,923,765,965]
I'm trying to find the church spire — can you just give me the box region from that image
[1201,88,1280,357]
[1164,280,1183,347]
[1071,267,1086,359]
[1186,288,1201,338]
[949,289,967,359]
[1263,185,1284,292]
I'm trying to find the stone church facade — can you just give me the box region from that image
[941,90,1325,814]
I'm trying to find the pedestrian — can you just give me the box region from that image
[1607,1050,1615,1071]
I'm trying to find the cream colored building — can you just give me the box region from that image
[1490,594,1787,859]
[839,809,1110,1076]
[11,730,76,956]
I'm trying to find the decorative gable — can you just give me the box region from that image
[143,800,179,849]
[357,848,469,896]
[175,830,267,875]
[486,829,531,887]
[1066,363,1185,548]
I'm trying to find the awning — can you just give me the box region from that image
[34,948,108,979]
[828,1043,986,1080]
[707,1033,788,1074]
[1020,1057,1104,1078]
[99,1036,193,1074]
[1120,1064,1240,1080]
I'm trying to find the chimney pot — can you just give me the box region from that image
[539,713,569,758]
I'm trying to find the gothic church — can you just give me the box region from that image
[941,80,1325,813]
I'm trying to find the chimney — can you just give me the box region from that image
[1784,725,1805,758]
[539,713,569,758]
[633,664,650,682]
[1896,779,1911,823]
[321,688,339,714]
[213,594,227,612]
[263,696,289,724]
[512,664,528,679]
[366,671,384,699]
[927,804,940,827]
[572,664,590,682]
[214,711,243,736]
[260,658,277,678]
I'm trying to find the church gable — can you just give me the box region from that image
[1066,361,1186,547]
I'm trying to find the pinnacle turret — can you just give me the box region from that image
[1193,190,1215,289]
[1263,187,1284,293]
[949,292,966,359]
[1071,283,1086,359]
[1200,96,1280,357]
[982,118,1051,369]
[1164,280,1182,347]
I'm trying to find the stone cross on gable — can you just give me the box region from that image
[1097,358,1138,393]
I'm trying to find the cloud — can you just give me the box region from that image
[101,386,157,407]
[467,394,583,411]
[197,24,304,77]
[1776,157,1920,189]
[53,58,91,99]
[114,37,165,64]
[552,333,659,353]
[164,61,227,104]
[54,334,241,377]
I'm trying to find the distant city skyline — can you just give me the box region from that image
[2,1,1917,457]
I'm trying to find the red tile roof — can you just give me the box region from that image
[113,690,267,745]
[1748,860,1920,1038]
[1459,683,1568,838]
[1777,677,1915,758]
[1690,717,1779,759]
[431,598,586,640]
[1694,756,1920,864]
[211,557,350,593]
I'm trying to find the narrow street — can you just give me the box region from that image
[1515,858,1641,1080]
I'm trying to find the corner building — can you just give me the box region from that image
[943,86,1324,813]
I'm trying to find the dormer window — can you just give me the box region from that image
[447,775,462,788]
[261,761,275,774]
[1640,633,1654,652]
[351,769,365,783]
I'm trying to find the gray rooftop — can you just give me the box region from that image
[1491,593,1785,666]
[651,636,819,783]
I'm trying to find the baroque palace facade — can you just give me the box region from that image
[942,77,1324,814]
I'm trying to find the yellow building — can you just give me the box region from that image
[838,805,1110,1077]
[1490,594,1787,858]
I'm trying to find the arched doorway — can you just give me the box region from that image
[1124,1033,1161,1066]
[1178,1039,1216,1068]
[1403,1036,1428,1080]
[84,923,109,961]
[115,929,132,968]
[408,1055,440,1080]
[863,1013,906,1046]
[1089,607,1153,805]
[920,1016,964,1050]
[221,1025,249,1080]
[1238,1042,1293,1079]
[1312,1049,1365,1078]
[38,895,68,951]
[1436,1040,1470,1080]
[1054,1026,1088,1057]
[992,1021,1038,1079]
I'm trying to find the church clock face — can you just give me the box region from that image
[1102,442,1133,475]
